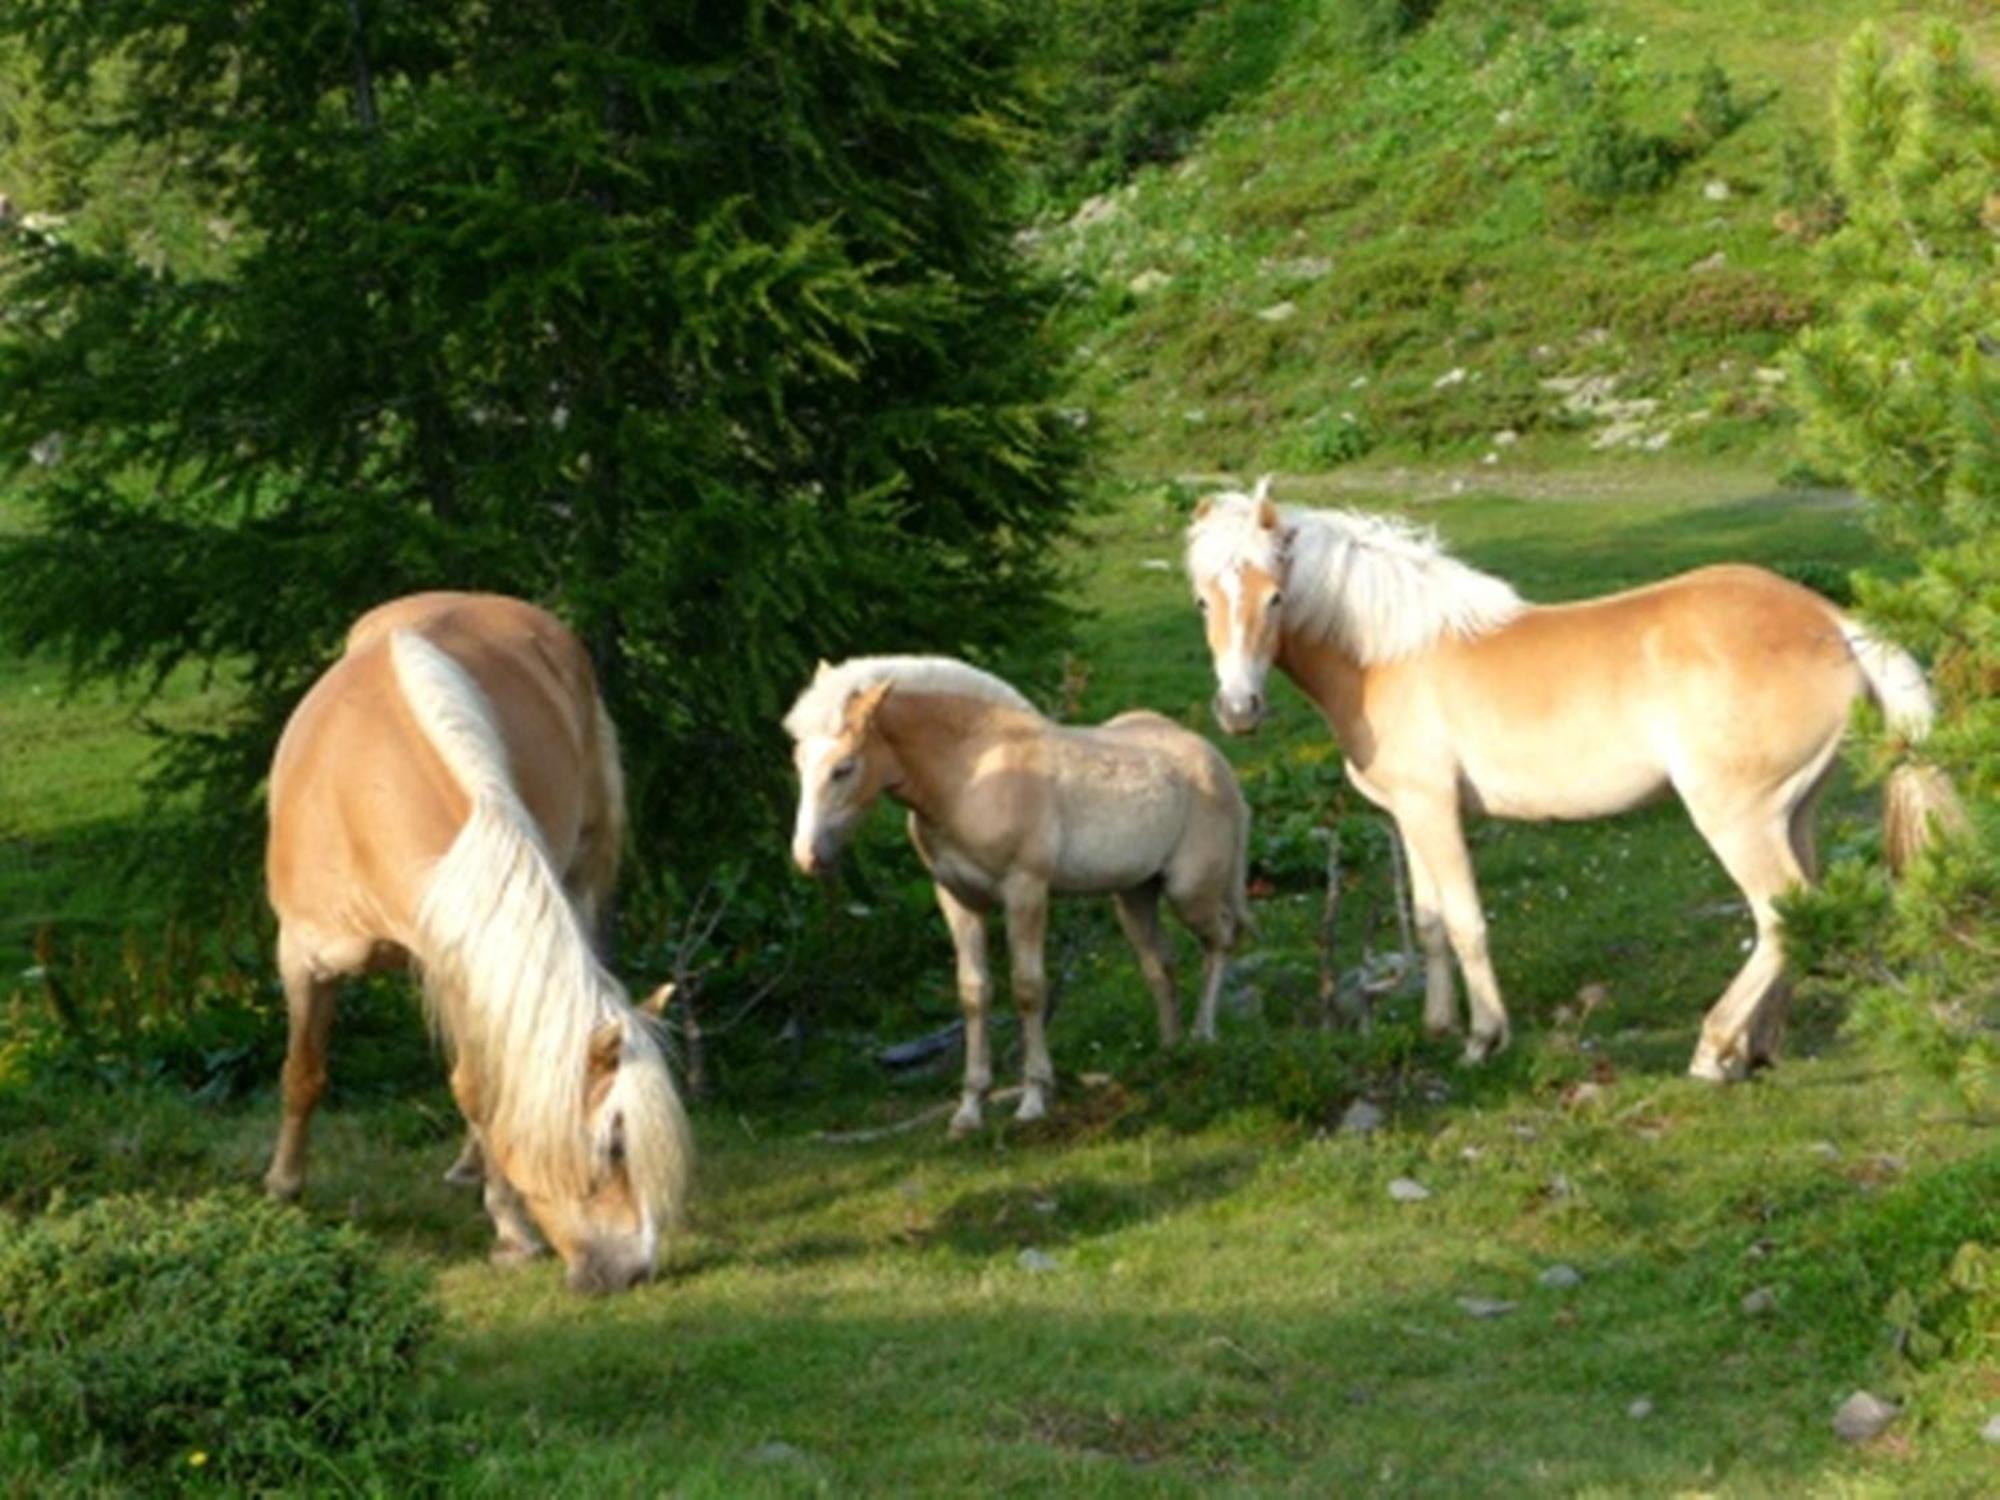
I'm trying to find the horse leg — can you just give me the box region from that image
[481,1160,548,1266]
[1113,882,1181,1046]
[1685,802,1809,1082]
[936,884,994,1136]
[1400,835,1458,1037]
[1003,879,1056,1123]
[1395,801,1508,1061]
[263,937,339,1201]
[1162,868,1238,1045]
[1750,768,1833,1067]
[442,1059,486,1187]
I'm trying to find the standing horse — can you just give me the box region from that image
[785,656,1250,1134]
[1187,481,1963,1081]
[264,592,692,1293]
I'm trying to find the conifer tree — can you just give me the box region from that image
[1788,22,1998,1105]
[0,2,1082,920]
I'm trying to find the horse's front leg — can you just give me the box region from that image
[263,935,340,1201]
[935,883,994,1136]
[1003,878,1056,1122]
[1395,801,1509,1062]
[1399,834,1459,1037]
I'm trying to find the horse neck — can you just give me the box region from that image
[874,691,1029,830]
[1277,631,1375,756]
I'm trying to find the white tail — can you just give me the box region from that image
[388,629,691,1224]
[1841,617,1968,871]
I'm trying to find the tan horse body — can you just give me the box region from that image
[785,658,1250,1133]
[1189,485,1961,1080]
[265,591,690,1292]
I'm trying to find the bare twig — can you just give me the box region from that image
[812,1086,1027,1145]
[1315,825,1345,1029]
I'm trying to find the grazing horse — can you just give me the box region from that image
[1187,481,1963,1081]
[785,657,1251,1134]
[263,592,691,1293]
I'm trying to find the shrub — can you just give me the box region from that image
[0,1191,446,1491]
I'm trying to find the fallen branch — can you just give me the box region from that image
[813,1085,1026,1145]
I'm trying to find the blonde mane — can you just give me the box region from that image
[1187,486,1524,665]
[388,630,690,1226]
[783,654,1037,739]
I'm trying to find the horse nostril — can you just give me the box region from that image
[1249,693,1264,716]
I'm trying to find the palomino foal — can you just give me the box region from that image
[264,592,692,1293]
[1188,481,1961,1081]
[785,657,1251,1133]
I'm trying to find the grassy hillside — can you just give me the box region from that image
[1038,0,2000,476]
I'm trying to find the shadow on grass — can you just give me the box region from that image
[432,1146,1998,1494]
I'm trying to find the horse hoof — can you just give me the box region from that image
[1687,1051,1745,1084]
[1014,1089,1049,1124]
[263,1170,303,1202]
[443,1158,484,1188]
[1461,1029,1507,1065]
[947,1103,983,1138]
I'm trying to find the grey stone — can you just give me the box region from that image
[1741,1286,1778,1318]
[1980,1413,2000,1445]
[1017,1247,1060,1274]
[1538,1263,1583,1290]
[1628,1397,1654,1420]
[1387,1177,1432,1203]
[1456,1297,1517,1319]
[1832,1390,1899,1443]
[1340,1100,1385,1135]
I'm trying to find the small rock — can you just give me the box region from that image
[1691,250,1729,273]
[1547,1173,1574,1199]
[1256,300,1298,323]
[1741,1286,1778,1318]
[1182,407,1208,425]
[1832,1390,1899,1443]
[1457,1297,1517,1319]
[1138,558,1172,572]
[1981,1412,2000,1445]
[749,1440,813,1468]
[1387,1177,1432,1203]
[1017,1247,1059,1274]
[1070,192,1119,230]
[1481,450,1500,466]
[1493,429,1520,447]
[1339,1099,1385,1135]
[1128,268,1172,295]
[1752,365,1788,386]
[1703,179,1731,202]
[1433,366,1468,388]
[1538,1263,1583,1290]
[1806,1140,1841,1159]
[1349,375,1369,388]
[1628,1397,1654,1420]
[1264,255,1333,282]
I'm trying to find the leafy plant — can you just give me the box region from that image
[0,1191,448,1491]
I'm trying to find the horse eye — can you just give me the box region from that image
[831,757,858,780]
[1269,591,1284,608]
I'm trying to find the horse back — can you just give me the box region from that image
[268,593,610,956]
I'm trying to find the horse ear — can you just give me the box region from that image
[813,658,831,681]
[639,982,676,1017]
[1256,496,1279,531]
[1251,472,1274,504]
[845,679,893,730]
[588,1022,623,1079]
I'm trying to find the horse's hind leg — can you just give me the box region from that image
[1749,765,1835,1067]
[1162,872,1238,1044]
[263,934,340,1201]
[1684,804,1808,1083]
[1113,882,1181,1047]
[935,884,996,1136]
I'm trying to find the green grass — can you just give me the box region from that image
[4,469,1995,1493]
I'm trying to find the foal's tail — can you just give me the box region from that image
[1842,618,1969,872]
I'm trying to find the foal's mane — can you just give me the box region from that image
[1187,486,1525,665]
[783,655,1038,739]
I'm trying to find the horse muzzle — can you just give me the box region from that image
[1212,690,1267,736]
[565,1242,656,1296]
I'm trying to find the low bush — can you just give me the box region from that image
[0,1191,448,1492]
